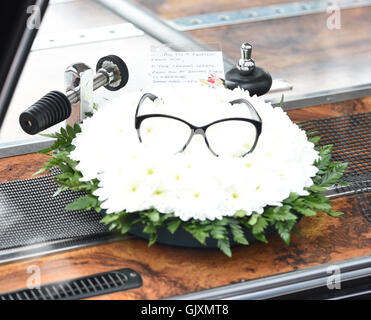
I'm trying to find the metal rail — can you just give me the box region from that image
[0,233,128,265]
[168,255,371,300]
[169,0,371,31]
[270,82,371,109]
[94,0,235,72]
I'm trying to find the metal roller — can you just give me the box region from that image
[19,55,129,135]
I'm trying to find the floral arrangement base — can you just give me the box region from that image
[128,222,275,248]
[127,213,302,248]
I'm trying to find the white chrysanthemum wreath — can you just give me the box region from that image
[37,84,348,256]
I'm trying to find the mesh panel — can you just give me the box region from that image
[0,112,370,251]
[299,112,370,182]
[299,112,370,222]
[0,169,109,250]
[358,189,371,223]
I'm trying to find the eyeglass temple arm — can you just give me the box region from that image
[135,93,159,119]
[229,98,262,123]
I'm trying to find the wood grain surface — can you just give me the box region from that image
[0,153,50,182]
[136,0,371,97]
[0,99,370,299]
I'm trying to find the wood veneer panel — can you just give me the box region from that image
[0,153,50,182]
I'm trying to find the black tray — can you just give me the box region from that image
[128,221,277,248]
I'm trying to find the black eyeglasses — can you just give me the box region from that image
[135,93,262,157]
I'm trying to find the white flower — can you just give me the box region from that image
[70,84,319,221]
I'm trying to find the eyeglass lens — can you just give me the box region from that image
[139,116,257,157]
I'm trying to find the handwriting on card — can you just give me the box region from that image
[151,51,224,84]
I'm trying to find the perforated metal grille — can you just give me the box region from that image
[0,169,109,250]
[299,112,370,183]
[0,269,142,300]
[358,190,371,222]
[299,112,370,221]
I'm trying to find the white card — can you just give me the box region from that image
[151,51,224,84]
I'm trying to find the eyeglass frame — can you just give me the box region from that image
[135,92,262,157]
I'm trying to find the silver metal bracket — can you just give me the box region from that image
[64,62,93,124]
[169,0,371,31]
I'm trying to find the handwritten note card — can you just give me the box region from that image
[151,51,224,84]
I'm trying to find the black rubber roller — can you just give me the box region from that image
[19,91,71,135]
[96,55,129,91]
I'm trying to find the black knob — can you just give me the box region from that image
[225,43,272,96]
[19,91,71,135]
